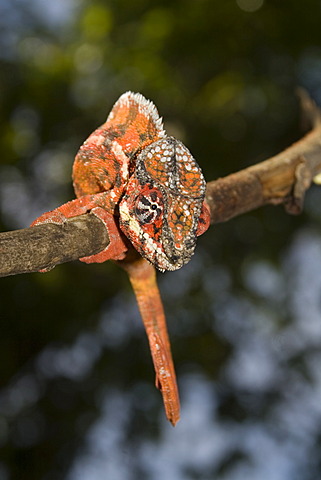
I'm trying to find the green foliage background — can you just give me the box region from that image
[1,1,321,479]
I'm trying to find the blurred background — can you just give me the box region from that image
[1,0,321,479]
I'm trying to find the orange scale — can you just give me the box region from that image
[188,187,200,197]
[178,165,201,179]
[172,225,185,240]
[186,172,197,181]
[142,224,160,243]
[171,222,182,232]
[131,118,150,138]
[175,206,187,220]
[154,217,163,230]
[145,162,169,184]
[174,233,184,242]
[118,124,144,151]
[167,220,176,231]
[108,103,138,128]
[108,104,163,154]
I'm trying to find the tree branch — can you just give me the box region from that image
[206,123,321,222]
[1,94,321,278]
[206,90,321,222]
[0,214,109,277]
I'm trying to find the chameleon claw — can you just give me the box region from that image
[79,207,128,263]
[30,210,68,227]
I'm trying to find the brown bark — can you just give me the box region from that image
[0,214,109,277]
[206,125,321,222]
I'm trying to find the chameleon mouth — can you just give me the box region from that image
[152,236,196,272]
[153,254,184,272]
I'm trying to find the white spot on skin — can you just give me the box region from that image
[144,235,158,252]
[120,202,145,241]
[119,201,130,220]
[111,141,129,180]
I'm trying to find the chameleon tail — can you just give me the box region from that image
[119,257,180,426]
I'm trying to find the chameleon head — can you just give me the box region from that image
[119,137,209,271]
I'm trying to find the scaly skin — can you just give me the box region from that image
[31,92,211,425]
[119,256,180,426]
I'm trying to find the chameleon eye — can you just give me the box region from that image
[135,190,163,225]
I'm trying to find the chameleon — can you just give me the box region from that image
[31,92,211,425]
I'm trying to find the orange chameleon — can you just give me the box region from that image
[31,92,211,425]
